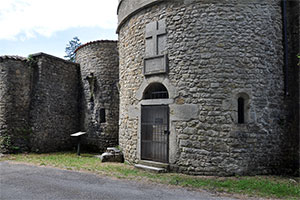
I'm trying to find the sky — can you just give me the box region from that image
[0,0,118,58]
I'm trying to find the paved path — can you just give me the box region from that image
[0,162,237,200]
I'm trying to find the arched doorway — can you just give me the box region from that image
[141,83,169,163]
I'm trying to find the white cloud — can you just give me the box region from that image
[0,0,118,40]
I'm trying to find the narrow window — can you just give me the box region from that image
[100,108,106,123]
[238,97,244,124]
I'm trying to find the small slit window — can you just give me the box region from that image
[238,97,245,124]
[100,108,106,123]
[143,83,169,99]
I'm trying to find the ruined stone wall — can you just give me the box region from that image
[118,0,288,175]
[75,41,119,152]
[0,47,117,153]
[284,0,300,176]
[0,53,80,153]
[29,53,80,152]
[0,56,31,152]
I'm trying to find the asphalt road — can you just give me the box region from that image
[0,162,237,200]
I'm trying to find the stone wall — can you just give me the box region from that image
[0,53,80,153]
[75,41,119,152]
[118,0,289,175]
[0,56,31,153]
[0,45,119,154]
[284,0,300,176]
[29,53,80,152]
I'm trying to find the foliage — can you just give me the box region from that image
[1,152,300,199]
[0,126,32,153]
[64,37,81,62]
[27,54,37,67]
[0,135,11,152]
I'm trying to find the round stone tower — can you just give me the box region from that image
[75,40,119,152]
[117,0,287,175]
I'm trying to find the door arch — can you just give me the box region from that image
[141,83,169,163]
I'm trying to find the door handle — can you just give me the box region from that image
[164,130,170,135]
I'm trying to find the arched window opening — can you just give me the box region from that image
[143,83,169,99]
[238,97,245,124]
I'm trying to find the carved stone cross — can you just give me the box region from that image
[144,19,168,75]
[145,19,166,57]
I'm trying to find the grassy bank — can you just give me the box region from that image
[1,152,299,199]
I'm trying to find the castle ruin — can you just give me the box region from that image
[0,0,299,176]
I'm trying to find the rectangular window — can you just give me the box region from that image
[238,97,244,124]
[100,108,106,123]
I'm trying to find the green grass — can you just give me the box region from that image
[1,152,299,199]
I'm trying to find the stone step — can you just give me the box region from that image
[139,160,169,170]
[135,164,167,173]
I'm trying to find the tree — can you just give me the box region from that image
[64,36,81,62]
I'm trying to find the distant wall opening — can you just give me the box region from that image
[99,108,106,123]
[235,93,250,124]
[238,97,245,124]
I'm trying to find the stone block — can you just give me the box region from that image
[144,54,168,75]
[99,147,124,163]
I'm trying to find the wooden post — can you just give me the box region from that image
[77,136,81,156]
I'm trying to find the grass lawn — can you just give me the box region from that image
[1,152,299,199]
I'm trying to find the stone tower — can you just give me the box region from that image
[75,40,119,152]
[117,0,298,175]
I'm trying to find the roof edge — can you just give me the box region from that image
[75,40,118,53]
[117,0,165,34]
[30,52,80,66]
[0,55,27,62]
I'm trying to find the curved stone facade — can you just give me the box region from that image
[76,41,119,152]
[117,0,162,32]
[118,0,287,175]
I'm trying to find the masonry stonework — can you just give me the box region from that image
[75,41,119,152]
[0,56,31,152]
[117,0,297,175]
[0,0,298,177]
[0,54,80,153]
[29,53,80,152]
[284,0,300,175]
